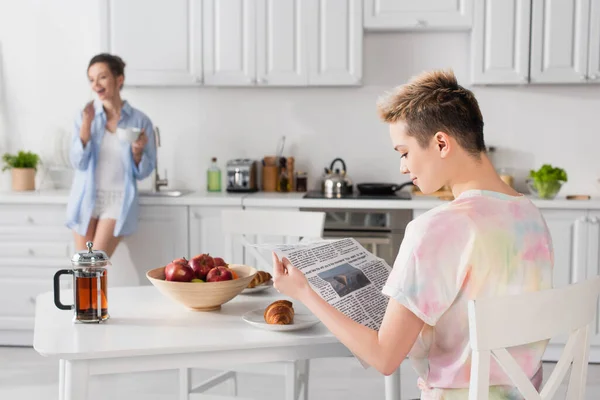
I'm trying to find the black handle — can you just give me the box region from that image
[53,269,74,311]
[329,158,347,173]
[392,182,415,192]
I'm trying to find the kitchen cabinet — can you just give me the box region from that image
[189,206,244,264]
[203,0,362,86]
[202,0,257,86]
[470,0,532,85]
[100,0,361,87]
[256,0,308,86]
[541,209,600,361]
[589,0,600,81]
[364,0,473,31]
[529,0,590,84]
[306,0,363,86]
[111,205,189,287]
[472,0,600,85]
[99,0,204,86]
[0,205,73,346]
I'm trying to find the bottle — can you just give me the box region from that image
[277,157,289,192]
[207,157,221,192]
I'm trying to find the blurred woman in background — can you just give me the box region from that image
[66,53,156,256]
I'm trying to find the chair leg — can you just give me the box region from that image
[384,368,401,400]
[284,362,298,400]
[58,359,65,400]
[226,371,238,396]
[298,359,310,400]
[179,367,191,400]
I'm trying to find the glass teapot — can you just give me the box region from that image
[53,241,110,323]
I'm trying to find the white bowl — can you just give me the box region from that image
[117,127,142,143]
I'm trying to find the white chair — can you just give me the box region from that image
[467,276,600,400]
[179,209,326,400]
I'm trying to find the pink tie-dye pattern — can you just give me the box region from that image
[383,190,553,398]
[521,237,552,262]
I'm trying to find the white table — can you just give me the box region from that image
[33,286,402,400]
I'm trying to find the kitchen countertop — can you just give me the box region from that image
[2,189,600,209]
[0,189,246,206]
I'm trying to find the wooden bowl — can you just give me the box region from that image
[146,264,257,311]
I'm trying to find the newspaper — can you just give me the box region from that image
[253,237,393,331]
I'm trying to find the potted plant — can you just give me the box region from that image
[2,151,41,191]
[527,164,568,200]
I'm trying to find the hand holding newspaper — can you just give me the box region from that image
[254,238,393,331]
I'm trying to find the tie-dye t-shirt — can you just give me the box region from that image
[382,190,554,400]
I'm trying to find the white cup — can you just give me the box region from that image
[117,127,142,143]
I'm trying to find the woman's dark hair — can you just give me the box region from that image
[88,53,126,86]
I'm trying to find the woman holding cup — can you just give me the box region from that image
[66,53,157,257]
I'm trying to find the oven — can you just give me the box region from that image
[300,207,413,266]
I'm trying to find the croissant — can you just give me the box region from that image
[247,271,272,288]
[264,300,294,325]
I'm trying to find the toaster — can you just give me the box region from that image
[226,159,258,193]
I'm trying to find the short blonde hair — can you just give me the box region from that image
[377,69,485,156]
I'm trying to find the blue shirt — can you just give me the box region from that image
[66,100,156,237]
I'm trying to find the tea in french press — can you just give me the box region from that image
[53,241,110,323]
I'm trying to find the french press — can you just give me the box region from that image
[53,241,110,323]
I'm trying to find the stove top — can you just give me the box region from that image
[303,190,411,200]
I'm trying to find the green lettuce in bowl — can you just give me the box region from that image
[527,164,567,199]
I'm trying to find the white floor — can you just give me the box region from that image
[2,346,600,399]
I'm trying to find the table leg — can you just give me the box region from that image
[65,360,90,400]
[59,359,65,400]
[179,368,191,400]
[385,368,401,400]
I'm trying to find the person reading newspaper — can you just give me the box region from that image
[272,69,553,400]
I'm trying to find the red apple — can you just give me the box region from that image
[189,253,215,280]
[213,257,228,267]
[206,266,233,282]
[165,258,194,282]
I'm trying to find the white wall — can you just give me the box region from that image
[1,0,599,195]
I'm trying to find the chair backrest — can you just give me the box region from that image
[468,276,600,400]
[221,209,325,271]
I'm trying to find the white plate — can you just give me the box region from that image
[241,279,274,294]
[242,308,321,332]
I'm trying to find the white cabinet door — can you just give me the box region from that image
[588,0,600,82]
[111,206,189,287]
[306,0,363,86]
[471,0,531,85]
[256,0,308,86]
[203,0,257,86]
[542,210,587,288]
[100,0,203,86]
[189,206,244,265]
[530,0,590,84]
[583,211,600,347]
[364,0,473,31]
[540,209,587,360]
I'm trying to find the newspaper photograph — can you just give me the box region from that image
[253,238,393,331]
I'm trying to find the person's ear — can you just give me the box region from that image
[434,131,451,159]
[117,75,124,90]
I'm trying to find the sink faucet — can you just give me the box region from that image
[153,126,168,192]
